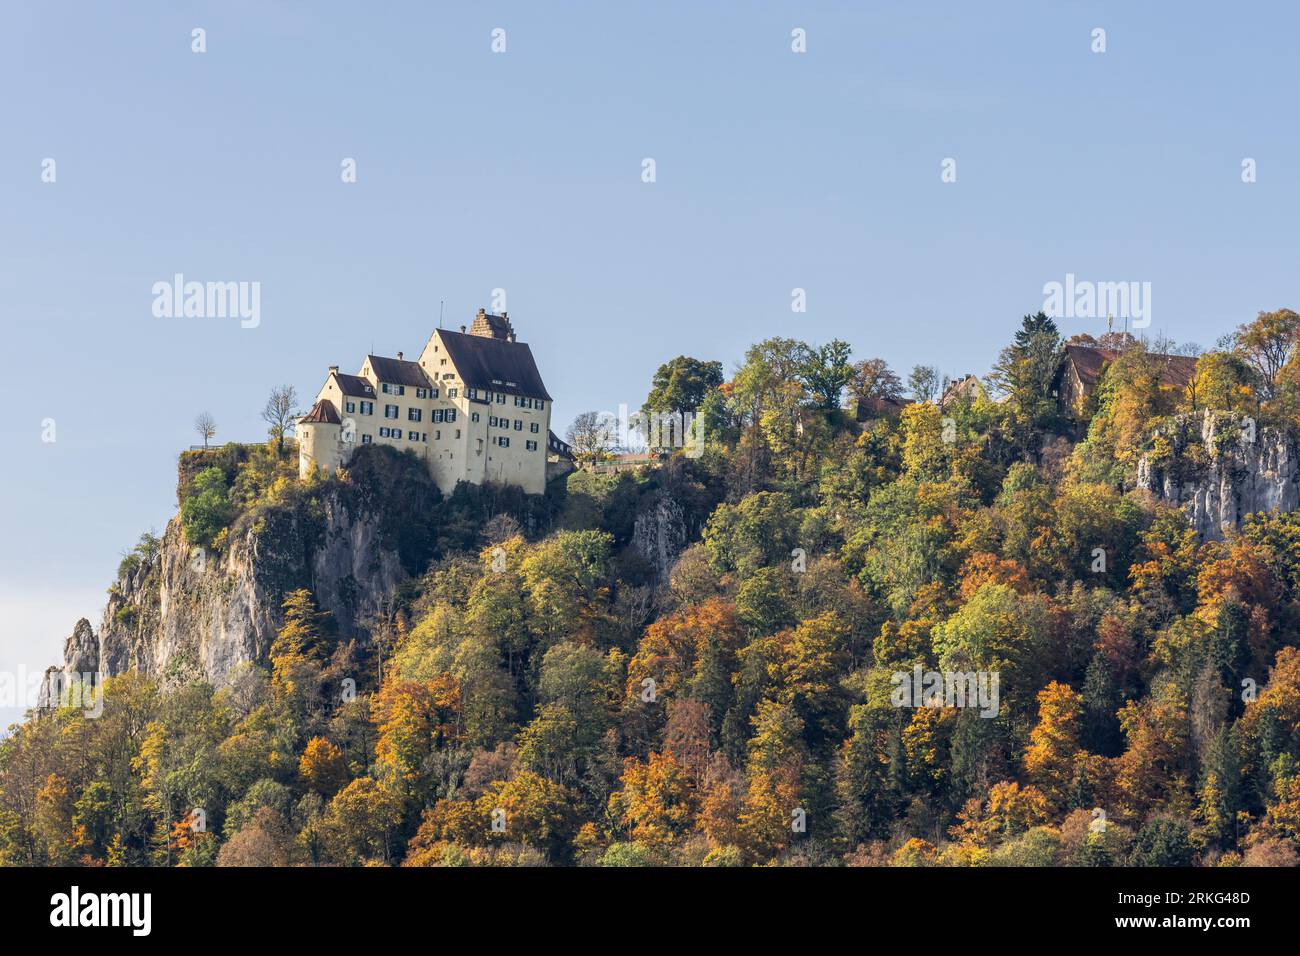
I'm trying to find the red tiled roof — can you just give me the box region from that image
[300,399,341,425]
[1063,344,1197,391]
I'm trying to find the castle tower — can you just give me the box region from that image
[297,399,344,478]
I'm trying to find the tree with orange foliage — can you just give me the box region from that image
[872,618,934,668]
[948,780,1050,864]
[167,813,215,867]
[1024,682,1086,811]
[957,552,1033,600]
[902,706,952,790]
[1191,537,1279,676]
[891,837,938,866]
[625,598,744,703]
[1112,691,1193,823]
[1243,645,1300,734]
[663,697,712,785]
[407,770,579,864]
[697,753,746,851]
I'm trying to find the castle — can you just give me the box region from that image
[297,309,568,495]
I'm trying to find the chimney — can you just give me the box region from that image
[329,365,339,374]
[460,325,467,333]
[507,332,516,342]
[397,351,404,360]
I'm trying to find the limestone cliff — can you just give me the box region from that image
[45,445,436,692]
[631,491,688,581]
[1135,410,1300,539]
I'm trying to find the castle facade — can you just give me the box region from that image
[297,310,563,495]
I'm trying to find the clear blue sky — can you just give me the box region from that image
[2,1,1298,716]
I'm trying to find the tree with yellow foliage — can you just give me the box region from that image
[372,676,462,801]
[609,752,698,852]
[299,737,349,797]
[739,699,804,860]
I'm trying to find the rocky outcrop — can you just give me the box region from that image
[99,500,402,687]
[631,492,688,580]
[46,448,428,693]
[1136,410,1300,539]
[38,619,100,708]
[61,618,99,677]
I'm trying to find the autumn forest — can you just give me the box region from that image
[6,309,1300,869]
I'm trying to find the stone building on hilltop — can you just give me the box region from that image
[297,310,567,495]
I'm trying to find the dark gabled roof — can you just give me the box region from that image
[854,394,912,421]
[548,430,573,458]
[366,354,435,389]
[333,372,375,397]
[437,330,552,400]
[1063,344,1197,391]
[300,399,342,425]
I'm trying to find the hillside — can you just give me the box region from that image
[6,310,1300,868]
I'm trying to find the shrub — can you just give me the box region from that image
[180,467,234,549]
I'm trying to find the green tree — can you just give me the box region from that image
[800,339,854,410]
[179,467,233,548]
[644,356,724,416]
[988,311,1062,425]
[908,365,940,403]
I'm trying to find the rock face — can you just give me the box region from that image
[61,618,99,676]
[1136,410,1300,539]
[48,485,407,692]
[631,491,688,581]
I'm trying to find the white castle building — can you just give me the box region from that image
[297,310,569,495]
